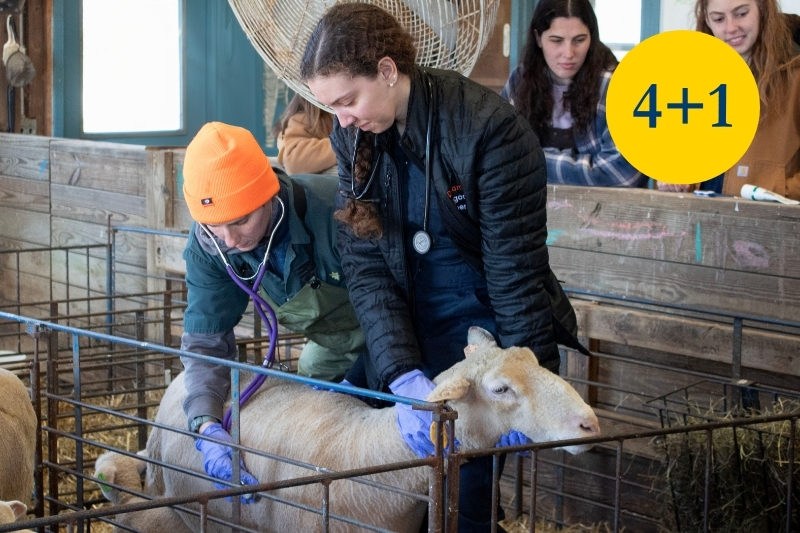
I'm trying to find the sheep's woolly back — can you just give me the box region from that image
[0,369,37,504]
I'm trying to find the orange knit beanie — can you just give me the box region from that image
[183,122,279,225]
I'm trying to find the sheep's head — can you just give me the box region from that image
[427,327,600,454]
[94,451,147,504]
[0,500,27,525]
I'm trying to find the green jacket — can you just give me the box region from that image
[180,170,363,423]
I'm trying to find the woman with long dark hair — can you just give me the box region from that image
[502,0,644,187]
[301,4,595,531]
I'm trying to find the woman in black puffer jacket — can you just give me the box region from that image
[301,5,584,532]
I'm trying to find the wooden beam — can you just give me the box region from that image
[50,183,147,226]
[552,247,800,322]
[572,300,800,378]
[546,186,800,279]
[0,175,50,212]
[0,205,50,246]
[50,139,148,196]
[153,234,188,274]
[145,149,176,342]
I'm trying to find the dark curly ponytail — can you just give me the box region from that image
[333,130,383,239]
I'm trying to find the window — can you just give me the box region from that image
[82,0,182,134]
[594,0,641,61]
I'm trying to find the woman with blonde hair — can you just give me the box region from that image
[659,0,800,198]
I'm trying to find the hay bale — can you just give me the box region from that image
[658,399,800,533]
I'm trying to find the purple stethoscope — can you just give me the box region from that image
[199,197,286,432]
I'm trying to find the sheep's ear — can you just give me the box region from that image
[467,327,497,348]
[95,466,115,495]
[9,501,26,520]
[426,375,470,403]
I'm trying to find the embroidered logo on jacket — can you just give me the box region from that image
[447,185,467,211]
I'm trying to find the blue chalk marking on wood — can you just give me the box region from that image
[546,230,563,246]
[695,222,702,263]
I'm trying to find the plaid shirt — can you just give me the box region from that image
[502,67,645,187]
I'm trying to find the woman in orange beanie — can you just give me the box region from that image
[180,121,364,500]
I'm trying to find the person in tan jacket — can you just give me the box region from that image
[659,0,800,200]
[272,94,337,175]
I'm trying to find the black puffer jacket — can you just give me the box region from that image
[331,66,579,390]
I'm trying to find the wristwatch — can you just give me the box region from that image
[189,415,219,434]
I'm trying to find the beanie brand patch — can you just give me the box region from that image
[201,198,214,206]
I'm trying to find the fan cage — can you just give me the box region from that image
[228,0,500,111]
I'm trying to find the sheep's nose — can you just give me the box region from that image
[578,412,600,436]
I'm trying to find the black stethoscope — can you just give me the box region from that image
[350,75,435,255]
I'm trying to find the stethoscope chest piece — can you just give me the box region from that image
[413,230,432,255]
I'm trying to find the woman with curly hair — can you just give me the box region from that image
[501,0,645,187]
[301,3,592,531]
[660,0,800,198]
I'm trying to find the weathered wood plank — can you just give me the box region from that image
[547,185,800,223]
[146,150,177,342]
[0,175,50,212]
[572,300,800,378]
[551,247,800,322]
[171,150,194,231]
[50,139,148,196]
[0,133,51,180]
[599,340,800,393]
[0,206,50,246]
[546,187,800,280]
[153,234,188,274]
[51,183,147,226]
[0,270,51,306]
[50,217,146,269]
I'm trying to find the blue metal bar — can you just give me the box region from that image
[231,366,242,524]
[72,333,85,533]
[112,226,188,238]
[0,310,434,409]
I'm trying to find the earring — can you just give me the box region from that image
[389,76,397,88]
[389,82,395,87]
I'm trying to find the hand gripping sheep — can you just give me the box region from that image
[145,327,600,532]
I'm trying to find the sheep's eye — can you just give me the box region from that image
[492,385,509,394]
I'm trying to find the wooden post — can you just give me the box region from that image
[145,149,174,344]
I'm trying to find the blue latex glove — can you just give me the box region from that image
[389,370,439,458]
[313,378,354,392]
[495,430,533,456]
[195,423,260,503]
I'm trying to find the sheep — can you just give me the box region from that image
[0,368,37,506]
[93,451,192,533]
[0,500,33,532]
[145,326,600,533]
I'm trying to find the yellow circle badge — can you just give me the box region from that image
[607,30,759,185]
